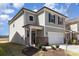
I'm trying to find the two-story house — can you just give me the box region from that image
[65,17,79,44]
[9,7,67,46]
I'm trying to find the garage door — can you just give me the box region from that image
[48,32,64,45]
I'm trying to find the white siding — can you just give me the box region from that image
[38,12,45,26]
[9,14,25,44]
[70,24,78,32]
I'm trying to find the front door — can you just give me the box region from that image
[31,31,36,44]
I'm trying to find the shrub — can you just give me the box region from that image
[72,39,77,44]
[0,47,5,56]
[41,46,47,51]
[68,39,72,44]
[69,39,77,44]
[37,44,43,49]
[56,45,59,48]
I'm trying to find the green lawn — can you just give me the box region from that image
[0,42,71,56]
[0,43,25,56]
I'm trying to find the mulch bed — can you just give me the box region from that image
[22,46,39,56]
[22,47,67,56]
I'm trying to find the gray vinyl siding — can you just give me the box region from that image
[37,10,65,37]
[45,27,64,32]
[44,27,65,37]
[45,11,65,28]
[24,11,37,25]
[24,9,65,29]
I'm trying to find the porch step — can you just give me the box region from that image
[31,44,36,47]
[25,44,36,47]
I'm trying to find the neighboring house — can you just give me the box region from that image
[65,18,79,44]
[0,36,9,41]
[9,7,67,46]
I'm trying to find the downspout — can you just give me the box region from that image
[29,27,32,46]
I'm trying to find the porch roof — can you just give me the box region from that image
[65,29,79,34]
[23,24,43,30]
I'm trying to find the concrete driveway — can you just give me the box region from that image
[60,45,79,55]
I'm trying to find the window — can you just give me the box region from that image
[49,13,55,23]
[58,16,63,25]
[29,16,33,21]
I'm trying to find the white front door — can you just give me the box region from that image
[48,32,64,45]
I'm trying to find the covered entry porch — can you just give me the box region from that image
[65,30,79,44]
[23,25,47,46]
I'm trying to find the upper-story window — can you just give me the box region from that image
[58,16,63,25]
[29,16,33,21]
[49,13,55,23]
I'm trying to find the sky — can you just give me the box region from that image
[0,3,79,35]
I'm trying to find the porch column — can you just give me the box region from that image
[35,30,37,37]
[29,27,32,46]
[35,30,37,44]
[70,32,72,40]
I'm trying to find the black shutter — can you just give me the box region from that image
[49,13,51,22]
[53,15,55,23]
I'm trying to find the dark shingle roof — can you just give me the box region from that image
[9,6,68,25]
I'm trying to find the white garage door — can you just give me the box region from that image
[48,32,64,45]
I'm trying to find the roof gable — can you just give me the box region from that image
[9,7,67,25]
